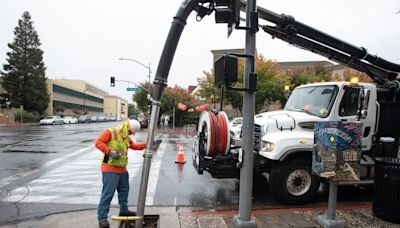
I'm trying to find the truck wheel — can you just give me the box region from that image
[269,159,319,205]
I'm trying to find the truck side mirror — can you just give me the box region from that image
[359,89,370,119]
[214,54,238,87]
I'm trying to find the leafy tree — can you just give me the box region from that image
[341,67,372,82]
[132,82,153,114]
[128,103,140,117]
[160,85,199,126]
[197,70,220,102]
[160,85,198,114]
[285,64,331,88]
[133,83,198,124]
[254,56,291,113]
[1,11,49,114]
[196,70,229,113]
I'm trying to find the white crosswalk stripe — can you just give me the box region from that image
[1,134,195,206]
[3,148,144,205]
[145,140,167,205]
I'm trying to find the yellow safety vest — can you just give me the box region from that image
[103,128,129,167]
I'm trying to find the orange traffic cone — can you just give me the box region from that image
[175,143,186,164]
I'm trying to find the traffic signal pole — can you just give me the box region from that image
[234,0,257,227]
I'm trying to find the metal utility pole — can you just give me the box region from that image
[171,98,176,131]
[118,57,152,106]
[234,0,257,227]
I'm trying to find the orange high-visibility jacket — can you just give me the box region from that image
[95,130,146,173]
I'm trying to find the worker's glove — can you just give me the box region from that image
[109,150,122,159]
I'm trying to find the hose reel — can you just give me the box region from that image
[197,111,231,156]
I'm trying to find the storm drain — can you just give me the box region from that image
[117,215,159,228]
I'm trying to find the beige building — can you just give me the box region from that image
[104,96,128,120]
[2,78,129,118]
[46,79,107,116]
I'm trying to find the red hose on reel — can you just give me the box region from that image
[208,111,218,156]
[197,111,231,156]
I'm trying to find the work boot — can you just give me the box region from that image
[119,210,136,216]
[98,219,110,228]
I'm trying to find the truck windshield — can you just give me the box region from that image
[284,85,338,118]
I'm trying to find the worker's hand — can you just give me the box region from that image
[109,150,122,159]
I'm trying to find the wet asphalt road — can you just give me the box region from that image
[0,122,373,225]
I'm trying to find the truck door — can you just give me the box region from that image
[338,85,375,150]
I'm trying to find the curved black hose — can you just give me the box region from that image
[153,0,204,100]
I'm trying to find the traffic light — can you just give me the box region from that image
[214,0,240,36]
[110,76,115,87]
[214,54,238,87]
[1,93,11,108]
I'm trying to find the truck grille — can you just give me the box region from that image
[254,124,261,151]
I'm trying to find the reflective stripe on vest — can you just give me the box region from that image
[103,128,129,167]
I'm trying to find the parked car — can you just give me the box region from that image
[139,117,149,128]
[63,116,78,124]
[90,115,98,123]
[98,115,106,122]
[78,115,91,123]
[229,117,243,127]
[40,116,64,125]
[109,116,117,121]
[229,117,243,139]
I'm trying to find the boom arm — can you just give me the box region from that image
[246,2,400,85]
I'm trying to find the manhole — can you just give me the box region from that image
[117,215,159,228]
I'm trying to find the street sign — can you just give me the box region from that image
[127,87,141,92]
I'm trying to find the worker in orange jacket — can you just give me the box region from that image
[95,119,146,228]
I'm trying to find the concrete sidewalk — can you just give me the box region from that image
[179,204,399,228]
[1,204,399,228]
[0,207,179,228]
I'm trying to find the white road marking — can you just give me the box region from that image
[145,140,167,206]
[2,148,144,205]
[0,145,94,188]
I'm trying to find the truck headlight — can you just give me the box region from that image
[261,141,275,152]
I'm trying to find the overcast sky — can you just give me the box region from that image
[1,0,399,102]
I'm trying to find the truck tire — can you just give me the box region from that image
[269,159,319,205]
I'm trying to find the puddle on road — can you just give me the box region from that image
[2,150,57,154]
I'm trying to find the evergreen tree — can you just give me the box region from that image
[1,11,49,114]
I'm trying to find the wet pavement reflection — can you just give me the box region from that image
[0,123,373,225]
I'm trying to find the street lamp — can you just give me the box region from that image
[170,98,175,131]
[119,57,152,114]
[118,57,151,86]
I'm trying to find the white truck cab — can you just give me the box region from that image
[257,82,377,159]
[254,81,379,204]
